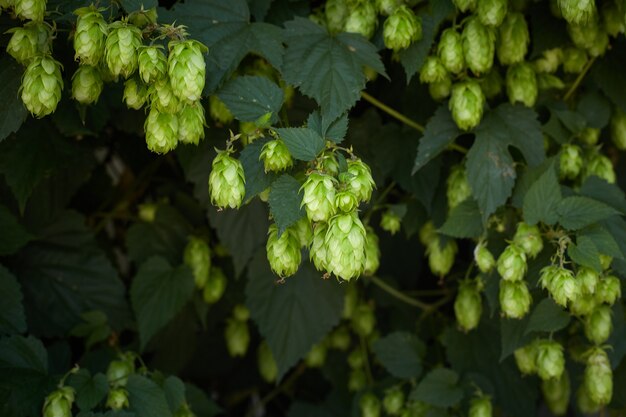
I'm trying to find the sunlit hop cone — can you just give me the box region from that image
[540,265,580,307]
[497,12,529,65]
[497,244,527,281]
[438,28,465,74]
[20,55,63,117]
[542,371,570,416]
[380,209,401,235]
[104,21,142,79]
[15,0,45,21]
[420,56,448,84]
[363,226,380,276]
[325,212,367,281]
[427,238,457,276]
[73,6,107,65]
[168,39,207,102]
[559,143,583,180]
[558,0,596,24]
[577,267,599,295]
[596,275,621,305]
[106,388,129,410]
[6,22,50,65]
[209,95,234,125]
[71,65,103,105]
[499,280,531,318]
[474,242,495,273]
[310,222,329,271]
[183,236,211,288]
[178,102,206,145]
[462,17,495,75]
[260,139,293,173]
[335,190,359,213]
[360,392,381,417]
[266,223,302,278]
[345,159,375,202]
[343,0,377,39]
[42,387,75,417]
[293,216,313,247]
[106,354,135,387]
[535,339,565,380]
[383,5,422,51]
[454,278,483,332]
[123,78,148,109]
[225,318,250,357]
[144,107,178,153]
[477,0,507,27]
[584,152,616,184]
[611,107,626,150]
[446,165,471,209]
[514,341,538,374]
[203,266,227,304]
[449,80,485,131]
[469,396,492,417]
[584,348,613,405]
[512,222,543,258]
[208,151,246,209]
[584,305,612,345]
[452,0,476,13]
[301,172,336,222]
[506,62,537,107]
[149,78,181,114]
[257,341,278,383]
[138,45,167,84]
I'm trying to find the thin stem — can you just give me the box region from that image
[369,275,442,310]
[361,91,425,133]
[563,56,597,102]
[360,335,374,386]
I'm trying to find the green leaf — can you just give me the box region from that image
[245,251,344,379]
[0,56,28,142]
[276,127,325,161]
[0,205,33,255]
[500,316,533,361]
[567,235,602,272]
[591,45,626,112]
[371,332,425,379]
[130,257,195,350]
[578,225,623,260]
[282,17,385,121]
[0,266,26,335]
[185,384,222,417]
[412,105,461,173]
[494,104,546,166]
[577,90,611,129]
[239,137,274,200]
[580,176,626,214]
[524,298,570,335]
[217,76,284,124]
[522,161,562,226]
[557,196,619,230]
[68,369,108,411]
[410,368,463,407]
[70,311,112,350]
[127,375,173,417]
[307,111,349,144]
[162,376,185,413]
[438,199,483,238]
[268,174,305,234]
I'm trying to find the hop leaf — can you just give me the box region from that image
[325,212,367,281]
[20,54,63,117]
[259,139,293,173]
[301,172,337,222]
[477,0,508,27]
[383,5,422,52]
[104,21,142,79]
[438,28,465,74]
[138,45,167,84]
[208,151,246,209]
[73,6,108,66]
[168,39,207,102]
[266,223,302,278]
[178,101,206,145]
[144,107,179,154]
[499,279,532,319]
[449,80,485,131]
[497,12,529,65]
[462,17,496,75]
[14,0,45,21]
[209,95,234,125]
[71,65,103,105]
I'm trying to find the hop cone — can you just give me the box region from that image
[343,0,377,39]
[584,305,612,345]
[570,293,597,316]
[184,236,211,289]
[540,265,580,307]
[596,275,621,305]
[438,28,464,74]
[351,303,376,336]
[577,384,601,414]
[454,279,483,332]
[579,126,600,146]
[474,242,495,273]
[497,244,527,281]
[602,1,625,37]
[20,55,63,118]
[305,342,328,368]
[260,139,293,173]
[325,212,367,281]
[567,20,598,50]
[382,387,404,416]
[562,47,588,73]
[600,254,613,270]
[360,393,381,417]
[429,77,452,101]
[72,65,103,104]
[257,341,278,383]
[266,223,302,278]
[364,226,380,276]
[293,216,313,247]
[584,348,613,405]
[168,39,207,102]
[203,267,227,304]
[105,21,142,79]
[123,78,148,110]
[144,107,178,153]
[335,190,359,213]
[499,280,531,319]
[535,340,565,380]
[584,153,616,184]
[310,222,329,271]
[325,0,349,33]
[376,0,400,15]
[43,387,75,417]
[497,12,529,65]
[106,388,129,410]
[74,6,107,65]
[178,102,206,145]
[225,319,249,357]
[577,267,599,295]
[149,78,181,113]
[420,56,448,84]
[209,95,234,125]
[462,17,496,75]
[138,45,167,84]
[514,342,538,374]
[6,22,49,65]
[446,165,471,209]
[477,0,508,27]
[319,150,340,176]
[106,355,135,387]
[209,152,245,209]
[559,0,596,24]
[383,5,422,52]
[480,69,503,99]
[559,143,583,180]
[427,238,457,276]
[542,371,570,416]
[15,0,45,21]
[453,0,476,13]
[513,222,543,258]
[380,209,401,235]
[418,221,436,245]
[301,172,336,222]
[534,48,563,73]
[449,80,485,131]
[469,396,492,417]
[345,159,375,202]
[506,62,537,107]
[611,107,626,150]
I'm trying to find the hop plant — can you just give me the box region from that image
[474,242,495,273]
[71,65,103,105]
[476,0,508,27]
[535,339,565,380]
[542,371,570,416]
[562,47,588,73]
[596,275,621,305]
[257,341,278,383]
[454,278,483,332]
[429,77,452,101]
[577,267,599,295]
[15,0,45,21]
[203,266,227,304]
[533,48,563,73]
[344,159,375,203]
[499,280,531,319]
[144,107,178,153]
[449,80,485,131]
[584,348,613,405]
[383,5,422,52]
[380,209,401,235]
[446,165,472,209]
[138,46,167,84]
[437,28,465,74]
[209,95,234,125]
[497,12,529,65]
[301,172,336,222]
[325,212,367,281]
[514,342,538,374]
[382,387,405,416]
[558,0,596,24]
[559,143,583,180]
[225,318,250,357]
[610,107,626,150]
[419,56,448,84]
[123,78,148,110]
[106,354,135,387]
[462,17,496,75]
[266,223,302,278]
[6,22,50,65]
[584,152,616,184]
[360,392,382,417]
[73,6,107,65]
[305,342,328,367]
[20,55,63,118]
[149,78,182,114]
[453,0,476,13]
[208,151,246,209]
[260,139,293,173]
[183,237,211,289]
[325,0,349,33]
[512,222,543,258]
[427,238,457,276]
[363,228,380,276]
[352,303,376,336]
[496,244,527,281]
[584,305,612,345]
[506,63,538,107]
[178,102,206,145]
[106,388,129,410]
[168,39,207,102]
[310,222,329,271]
[293,216,313,247]
[104,21,142,79]
[469,396,492,417]
[343,0,377,39]
[540,265,580,307]
[42,387,75,417]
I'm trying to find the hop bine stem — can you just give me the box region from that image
[563,56,597,102]
[368,275,452,311]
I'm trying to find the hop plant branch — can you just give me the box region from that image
[368,275,451,311]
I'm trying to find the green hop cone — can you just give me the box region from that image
[329,326,351,350]
[562,47,588,73]
[6,22,50,65]
[266,223,302,278]
[599,254,612,270]
[577,266,599,294]
[225,318,250,357]
[168,39,207,102]
[20,55,63,118]
[462,17,496,75]
[596,275,621,305]
[474,242,495,273]
[203,266,227,304]
[123,78,148,110]
[514,342,538,375]
[104,21,142,79]
[183,236,211,289]
[178,101,206,145]
[587,28,609,57]
[260,139,293,173]
[257,341,278,383]
[559,143,583,180]
[454,278,483,332]
[578,125,601,145]
[351,303,376,336]
[138,203,157,222]
[584,348,613,405]
[602,1,625,37]
[499,280,532,319]
[233,304,250,321]
[477,0,508,27]
[538,73,566,90]
[449,80,485,131]
[446,164,472,209]
[558,0,596,24]
[301,172,336,222]
[208,151,246,209]
[419,56,448,84]
[144,107,178,154]
[469,396,492,417]
[453,0,476,13]
[497,244,527,281]
[542,266,580,307]
[438,28,465,74]
[71,65,103,105]
[383,387,405,416]
[480,69,503,99]
[577,383,601,414]
[429,76,452,101]
[319,150,340,176]
[584,305,612,345]
[380,209,401,235]
[584,152,616,184]
[335,190,359,213]
[149,78,181,113]
[293,216,313,247]
[15,0,45,21]
[497,12,529,65]
[427,238,458,276]
[173,404,195,417]
[73,6,108,66]
[325,212,367,280]
[128,8,158,28]
[533,48,563,73]
[310,222,329,271]
[610,107,626,150]
[418,221,436,246]
[106,388,129,410]
[542,371,570,416]
[345,159,375,203]
[348,369,367,391]
[138,45,167,84]
[567,20,598,50]
[305,342,328,368]
[325,0,349,33]
[106,355,135,387]
[570,293,597,316]
[506,62,538,107]
[376,0,400,15]
[535,339,565,380]
[209,95,234,125]
[43,387,75,417]
[383,5,422,52]
[513,222,543,258]
[360,392,382,417]
[348,347,365,368]
[343,0,377,39]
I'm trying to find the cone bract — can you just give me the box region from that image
[420,56,448,84]
[449,80,485,131]
[325,212,367,281]
[310,222,329,271]
[123,78,148,110]
[497,244,527,281]
[138,46,167,84]
[104,21,142,79]
[462,17,496,75]
[20,55,63,117]
[383,6,422,51]
[144,107,178,154]
[477,0,508,27]
[149,78,181,114]
[178,102,206,145]
[497,12,529,65]
[168,39,207,102]
[266,223,301,278]
[499,280,531,318]
[208,152,245,209]
[345,159,375,203]
[260,139,293,173]
[72,65,103,104]
[74,6,107,65]
[438,28,465,74]
[7,22,49,65]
